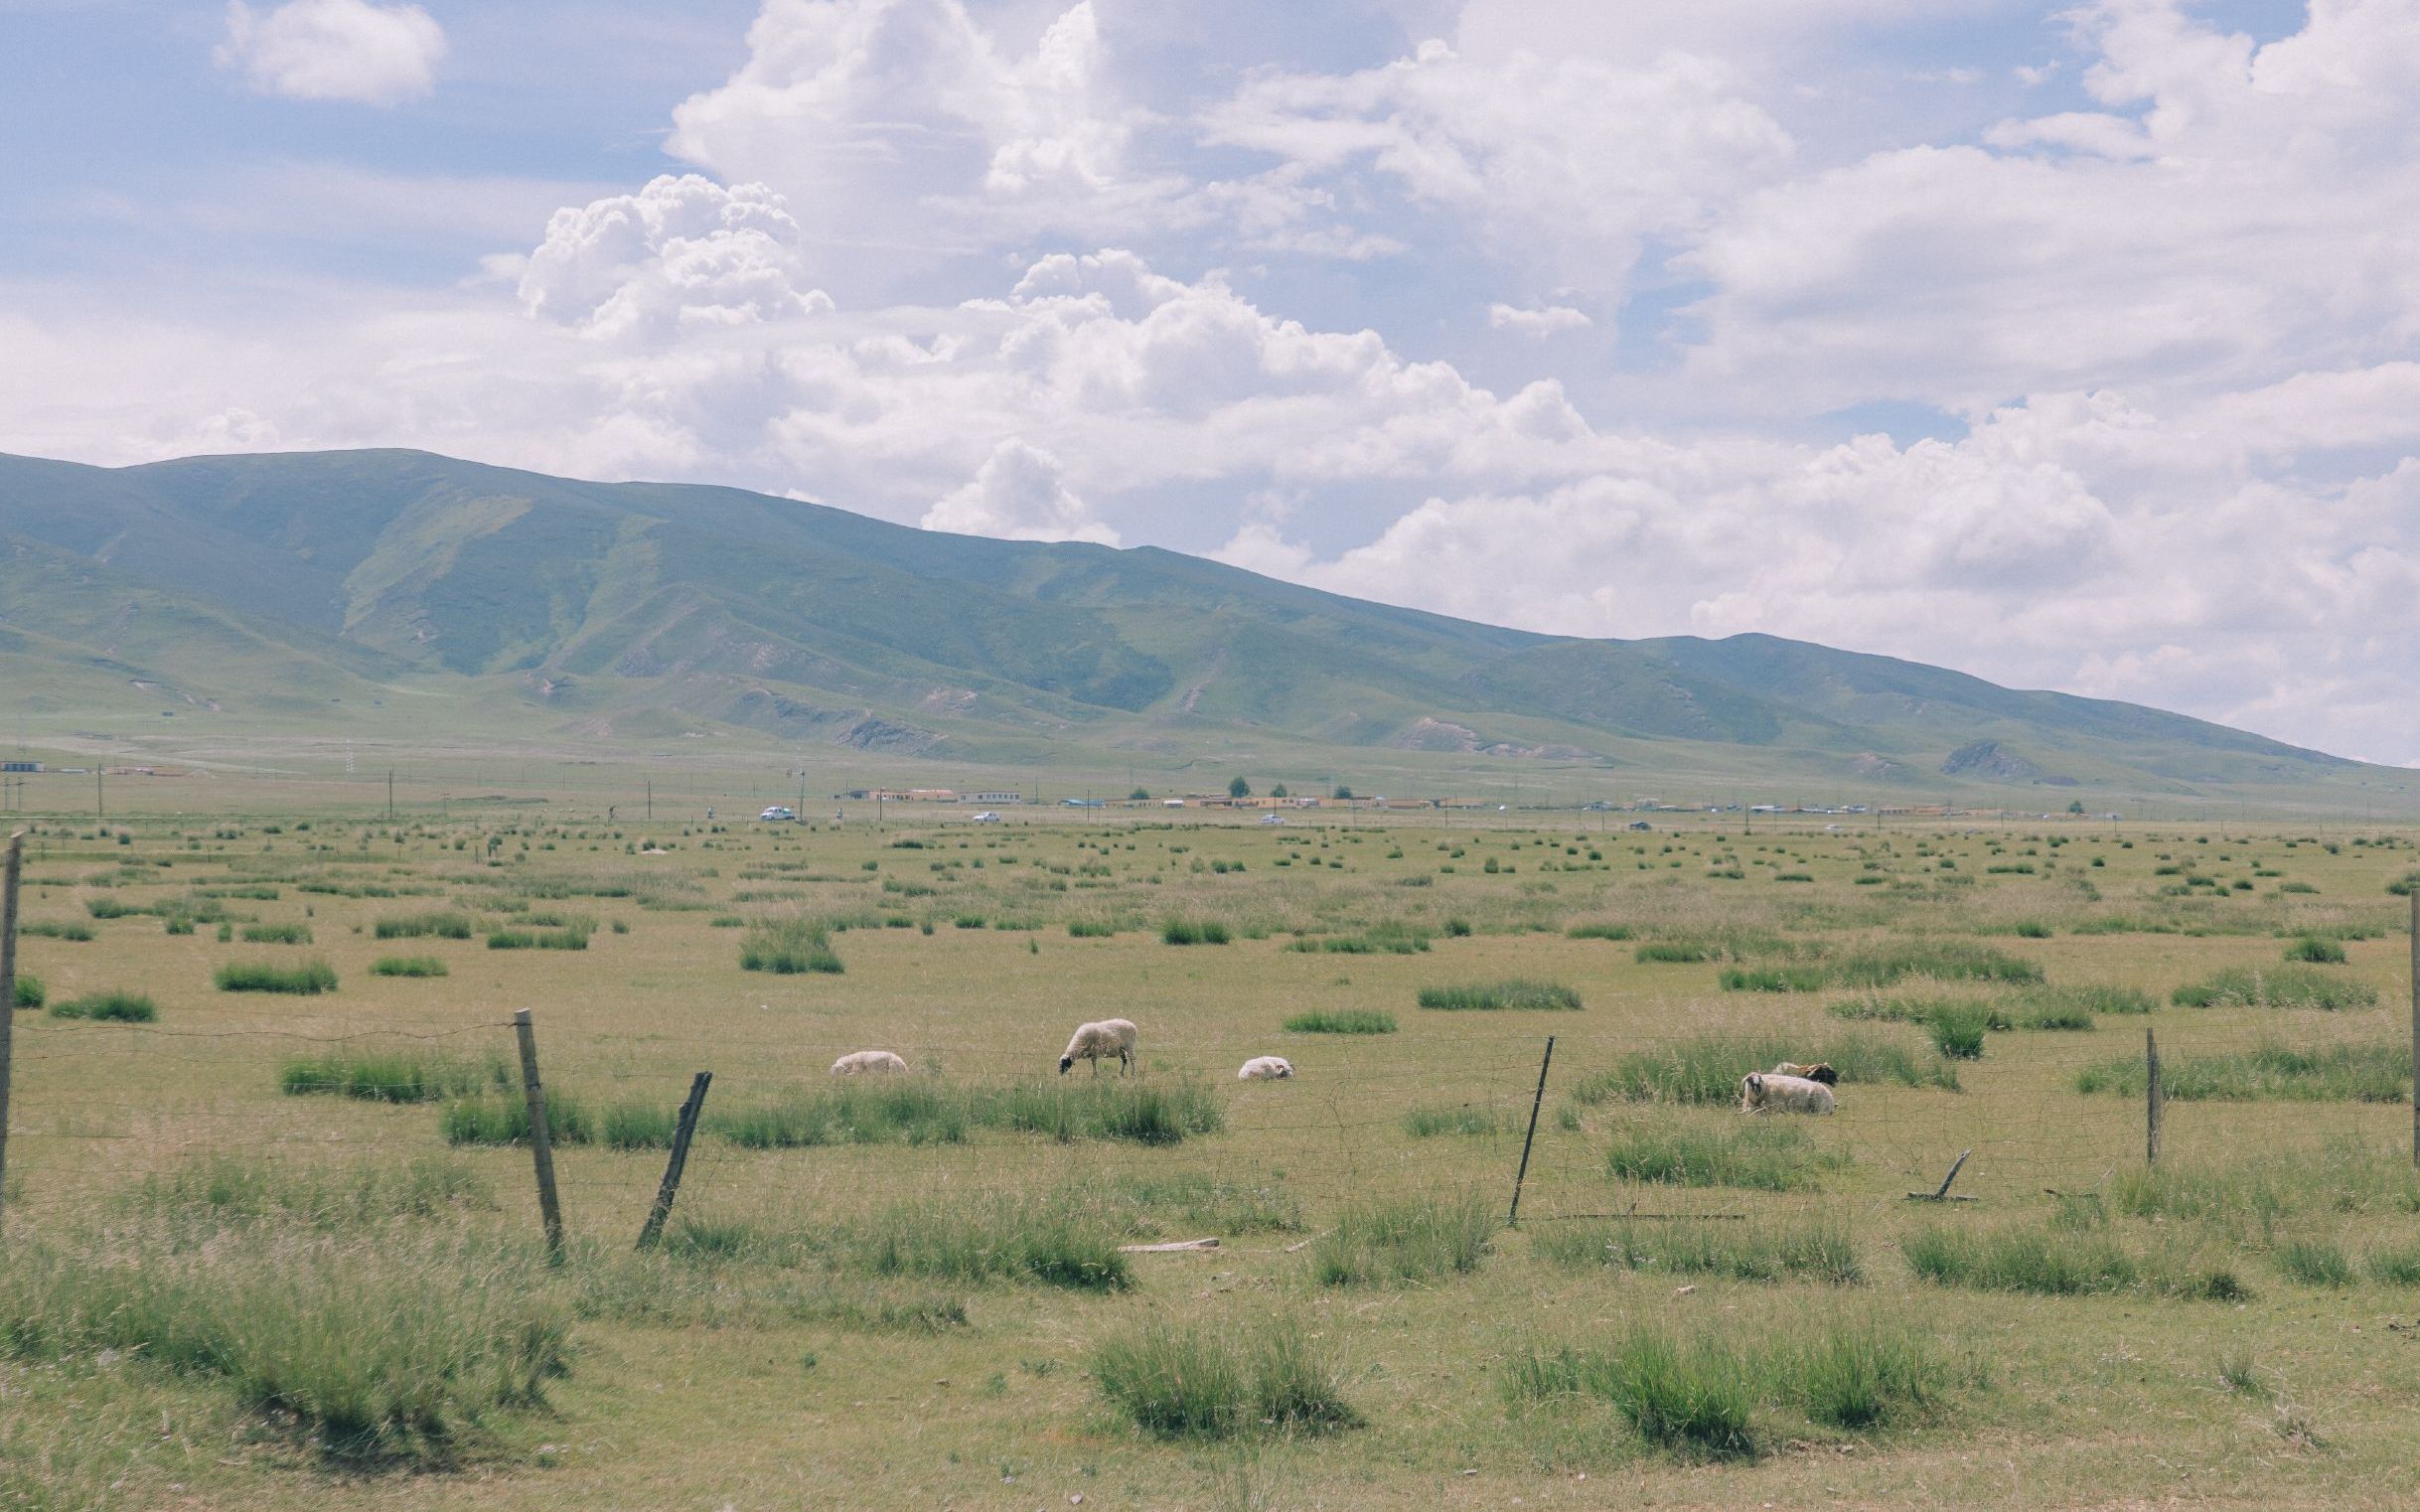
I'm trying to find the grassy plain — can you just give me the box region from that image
[3,798,2419,1510]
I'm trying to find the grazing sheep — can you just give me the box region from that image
[1772,1061,1839,1086]
[1740,1071,1836,1115]
[832,1050,908,1076]
[1238,1055,1294,1081]
[1059,1017,1138,1076]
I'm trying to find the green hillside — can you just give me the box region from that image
[0,447,2407,811]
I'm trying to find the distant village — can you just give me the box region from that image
[832,786,2117,822]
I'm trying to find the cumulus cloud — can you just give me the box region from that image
[217,0,445,106]
[518,175,832,340]
[923,438,1116,544]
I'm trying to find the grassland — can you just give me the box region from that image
[2,800,2417,1510]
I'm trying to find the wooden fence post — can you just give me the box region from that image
[1507,1035,1555,1227]
[2145,1027,2163,1166]
[2409,891,2418,1167]
[0,832,21,1235]
[513,1008,565,1260]
[637,1071,712,1251]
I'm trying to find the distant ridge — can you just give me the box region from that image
[0,447,2388,806]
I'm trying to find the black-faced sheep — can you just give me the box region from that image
[1772,1060,1838,1086]
[1059,1017,1138,1076]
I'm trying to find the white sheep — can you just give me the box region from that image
[831,1049,908,1076]
[1238,1056,1294,1081]
[1059,1018,1138,1076]
[1740,1071,1836,1115]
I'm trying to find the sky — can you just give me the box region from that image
[4,0,2416,766]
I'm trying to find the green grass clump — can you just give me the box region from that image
[2013,999,2096,1030]
[1416,978,1582,1011]
[2022,983,2155,1016]
[1903,1224,2154,1294]
[1576,1030,1955,1106]
[487,926,589,951]
[1634,941,1712,964]
[128,1151,494,1228]
[374,911,474,940]
[1505,1324,1754,1457]
[1283,1007,1396,1034]
[1830,941,2042,988]
[2276,1237,2354,1287]
[854,1194,1129,1289]
[370,954,449,978]
[11,973,43,1009]
[1719,966,1827,993]
[1066,919,1118,938]
[1092,1318,1359,1439]
[241,923,313,945]
[1925,1001,1993,1059]
[1310,1191,1494,1285]
[1567,921,1634,941]
[984,1080,1224,1144]
[48,989,158,1022]
[2076,1041,2410,1102]
[0,1221,564,1457]
[711,1080,974,1148]
[2365,1241,2420,1286]
[1402,1103,1507,1137]
[1606,1119,1848,1192]
[2284,936,2348,964]
[2171,966,2377,1010]
[1159,918,1232,946]
[21,922,94,941]
[215,959,338,994]
[599,1101,679,1150]
[283,1052,496,1104]
[738,916,843,974]
[439,1091,593,1146]
[1534,1216,1861,1285]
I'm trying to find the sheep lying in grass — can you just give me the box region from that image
[831,1049,908,1076]
[1740,1071,1835,1115]
[1772,1061,1838,1086]
[1059,1018,1138,1076]
[1238,1055,1294,1080]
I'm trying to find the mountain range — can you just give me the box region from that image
[0,448,2402,809]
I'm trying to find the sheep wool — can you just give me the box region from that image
[1772,1061,1839,1086]
[1740,1071,1836,1115]
[1059,1017,1138,1076]
[1238,1056,1294,1080]
[832,1050,908,1076]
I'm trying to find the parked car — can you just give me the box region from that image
[1259,814,1287,826]
[971,811,1001,823]
[758,806,797,822]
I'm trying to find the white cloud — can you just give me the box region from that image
[518,175,832,340]
[217,0,446,106]
[1488,302,1590,337]
[923,437,1117,544]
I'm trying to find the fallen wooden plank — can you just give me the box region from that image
[1119,1237,1220,1253]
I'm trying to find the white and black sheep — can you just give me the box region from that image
[1740,1071,1836,1115]
[831,1049,908,1076]
[1771,1060,1839,1086]
[1238,1056,1293,1081]
[1059,1017,1138,1076]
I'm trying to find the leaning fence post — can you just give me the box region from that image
[0,832,21,1235]
[513,1008,565,1260]
[2409,891,2418,1167]
[637,1071,712,1251]
[1507,1035,1556,1227]
[2145,1026,2163,1166]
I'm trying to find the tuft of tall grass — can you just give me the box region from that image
[983,1080,1224,1144]
[1310,1191,1494,1285]
[711,1080,973,1148]
[1160,918,1233,946]
[1606,1118,1849,1192]
[374,911,474,940]
[1829,941,2042,988]
[2076,1041,2410,1103]
[1402,1103,1507,1137]
[1092,1318,1359,1439]
[0,1221,566,1458]
[1534,1215,1861,1285]
[2171,966,2377,1010]
[48,989,157,1022]
[1720,966,1827,993]
[1900,1223,2235,1298]
[440,1091,593,1146]
[738,916,843,974]
[241,923,314,945]
[853,1194,1129,1289]
[282,1052,498,1103]
[1575,1030,1956,1106]
[2276,1237,2354,1287]
[370,954,449,978]
[1925,1001,1992,1059]
[1416,978,1582,1011]
[1567,921,1634,941]
[11,972,43,1009]
[1505,1324,1754,1457]
[215,959,338,994]
[127,1151,495,1227]
[1283,1007,1396,1034]
[2284,936,2348,964]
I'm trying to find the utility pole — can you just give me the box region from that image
[386,769,395,822]
[95,766,103,822]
